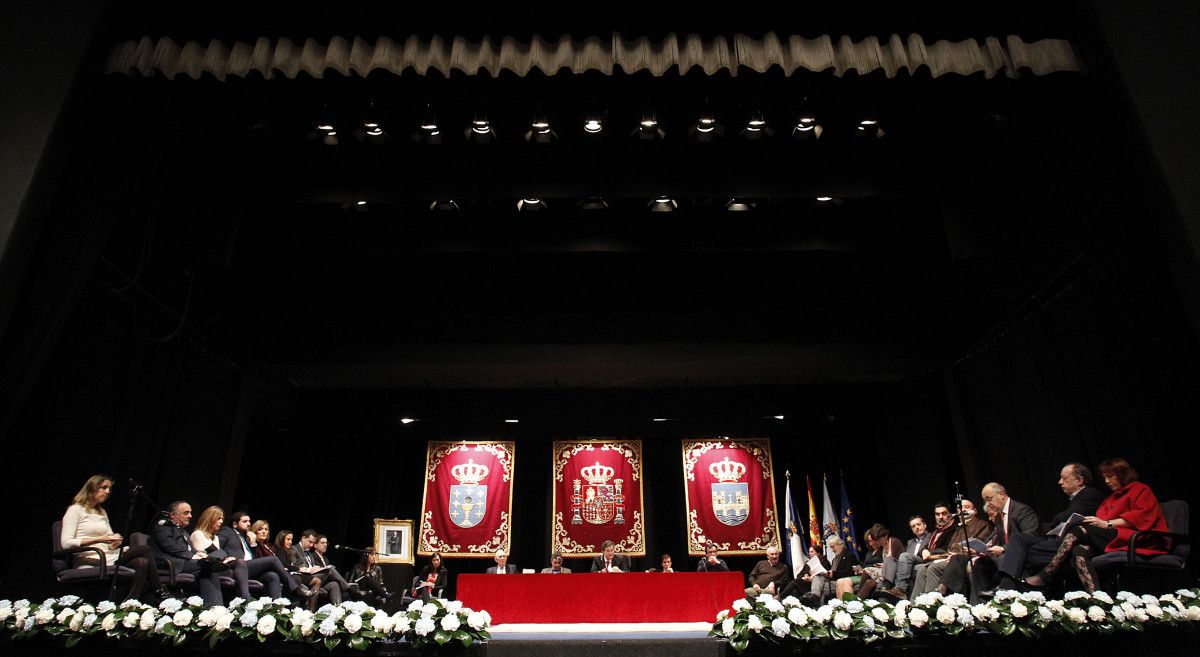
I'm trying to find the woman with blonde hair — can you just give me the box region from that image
[60,474,163,601]
[188,505,253,599]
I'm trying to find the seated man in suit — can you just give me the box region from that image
[912,499,993,597]
[992,463,1104,591]
[745,545,792,598]
[218,511,313,601]
[590,540,632,572]
[879,515,930,601]
[658,554,675,573]
[696,543,730,572]
[776,546,831,603]
[290,529,351,603]
[541,552,571,573]
[150,500,236,606]
[486,549,518,574]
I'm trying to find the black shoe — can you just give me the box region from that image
[799,592,821,609]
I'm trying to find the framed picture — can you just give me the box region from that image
[373,518,414,564]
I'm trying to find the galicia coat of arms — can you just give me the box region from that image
[571,462,626,525]
[448,458,488,529]
[709,457,749,526]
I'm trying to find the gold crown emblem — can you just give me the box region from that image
[450,459,489,485]
[709,457,747,483]
[580,462,615,485]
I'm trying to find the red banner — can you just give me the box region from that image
[418,441,515,557]
[551,440,645,557]
[682,438,780,556]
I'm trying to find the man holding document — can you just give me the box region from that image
[991,463,1104,592]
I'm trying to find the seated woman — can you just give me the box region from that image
[347,548,392,605]
[60,475,165,602]
[274,529,323,606]
[251,520,276,559]
[775,546,834,605]
[1025,457,1169,592]
[189,505,251,600]
[413,552,448,601]
[836,524,903,599]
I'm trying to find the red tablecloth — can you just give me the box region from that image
[456,572,744,624]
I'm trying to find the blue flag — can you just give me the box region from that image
[838,473,861,559]
[783,474,807,577]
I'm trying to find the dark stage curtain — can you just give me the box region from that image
[950,256,1200,519]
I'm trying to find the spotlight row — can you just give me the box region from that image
[312,109,884,145]
[345,196,842,212]
[398,415,787,424]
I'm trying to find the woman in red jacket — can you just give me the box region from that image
[1026,457,1168,591]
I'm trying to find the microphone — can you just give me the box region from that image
[128,478,143,493]
[333,545,369,553]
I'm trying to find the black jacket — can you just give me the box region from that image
[590,554,633,572]
[150,519,200,572]
[217,526,255,560]
[1039,486,1106,534]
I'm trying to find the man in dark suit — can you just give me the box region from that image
[992,463,1105,590]
[696,542,730,572]
[486,549,519,574]
[290,529,350,603]
[218,512,311,601]
[980,481,1041,557]
[149,500,232,606]
[541,552,572,573]
[881,515,930,600]
[590,540,632,572]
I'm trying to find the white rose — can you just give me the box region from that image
[764,598,785,614]
[970,604,993,621]
[301,620,314,636]
[721,618,735,637]
[69,611,85,631]
[371,613,392,634]
[239,610,258,628]
[1092,591,1114,605]
[36,608,56,624]
[101,613,117,631]
[1142,594,1159,605]
[943,593,968,608]
[782,596,800,607]
[467,611,486,631]
[936,606,956,625]
[788,607,809,626]
[395,615,412,634]
[957,608,974,627]
[1039,607,1053,621]
[246,600,265,613]
[832,611,852,631]
[120,600,142,610]
[731,598,752,612]
[1130,607,1149,623]
[328,607,346,621]
[1165,606,1181,619]
[1087,606,1106,622]
[14,609,28,627]
[14,600,31,609]
[1183,607,1200,621]
[1019,591,1046,604]
[214,613,233,633]
[58,595,81,607]
[914,592,941,607]
[122,613,139,629]
[257,615,277,635]
[908,608,929,628]
[197,610,216,627]
[186,596,205,607]
[480,610,491,625]
[827,598,843,608]
[994,590,1019,602]
[273,598,292,607]
[94,600,114,615]
[1047,600,1067,613]
[862,616,876,632]
[747,614,764,632]
[343,613,363,633]
[0,599,10,609]
[771,617,790,637]
[440,614,460,632]
[153,616,171,632]
[812,606,833,624]
[716,609,729,621]
[1010,601,1029,618]
[844,600,864,614]
[0,608,11,622]
[865,599,880,608]
[407,600,424,613]
[228,597,246,609]
[173,609,193,627]
[1066,608,1087,624]
[756,594,775,606]
[1176,589,1197,599]
[1146,605,1164,619]
[138,610,156,631]
[57,607,75,623]
[83,613,97,629]
[872,607,889,623]
[159,598,183,613]
[414,617,436,636]
[1111,605,1127,622]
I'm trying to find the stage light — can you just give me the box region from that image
[429,199,460,211]
[816,196,834,202]
[584,118,603,133]
[740,110,774,140]
[856,118,885,139]
[725,198,754,212]
[466,113,498,144]
[400,418,416,424]
[578,197,609,211]
[774,415,785,420]
[689,109,724,142]
[652,418,670,422]
[525,113,558,143]
[314,121,339,146]
[648,196,677,212]
[633,111,665,141]
[505,419,519,423]
[517,198,547,212]
[413,105,442,145]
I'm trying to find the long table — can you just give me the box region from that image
[456,572,744,624]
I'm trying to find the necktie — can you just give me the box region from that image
[1002,512,1009,544]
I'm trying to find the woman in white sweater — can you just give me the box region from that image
[60,474,162,601]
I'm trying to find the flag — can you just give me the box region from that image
[839,472,861,559]
[821,474,839,560]
[784,473,806,577]
[805,475,821,549]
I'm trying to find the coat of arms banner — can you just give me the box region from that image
[551,439,646,557]
[682,438,780,556]
[418,441,515,557]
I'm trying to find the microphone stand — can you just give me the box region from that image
[953,481,970,555]
[108,479,164,600]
